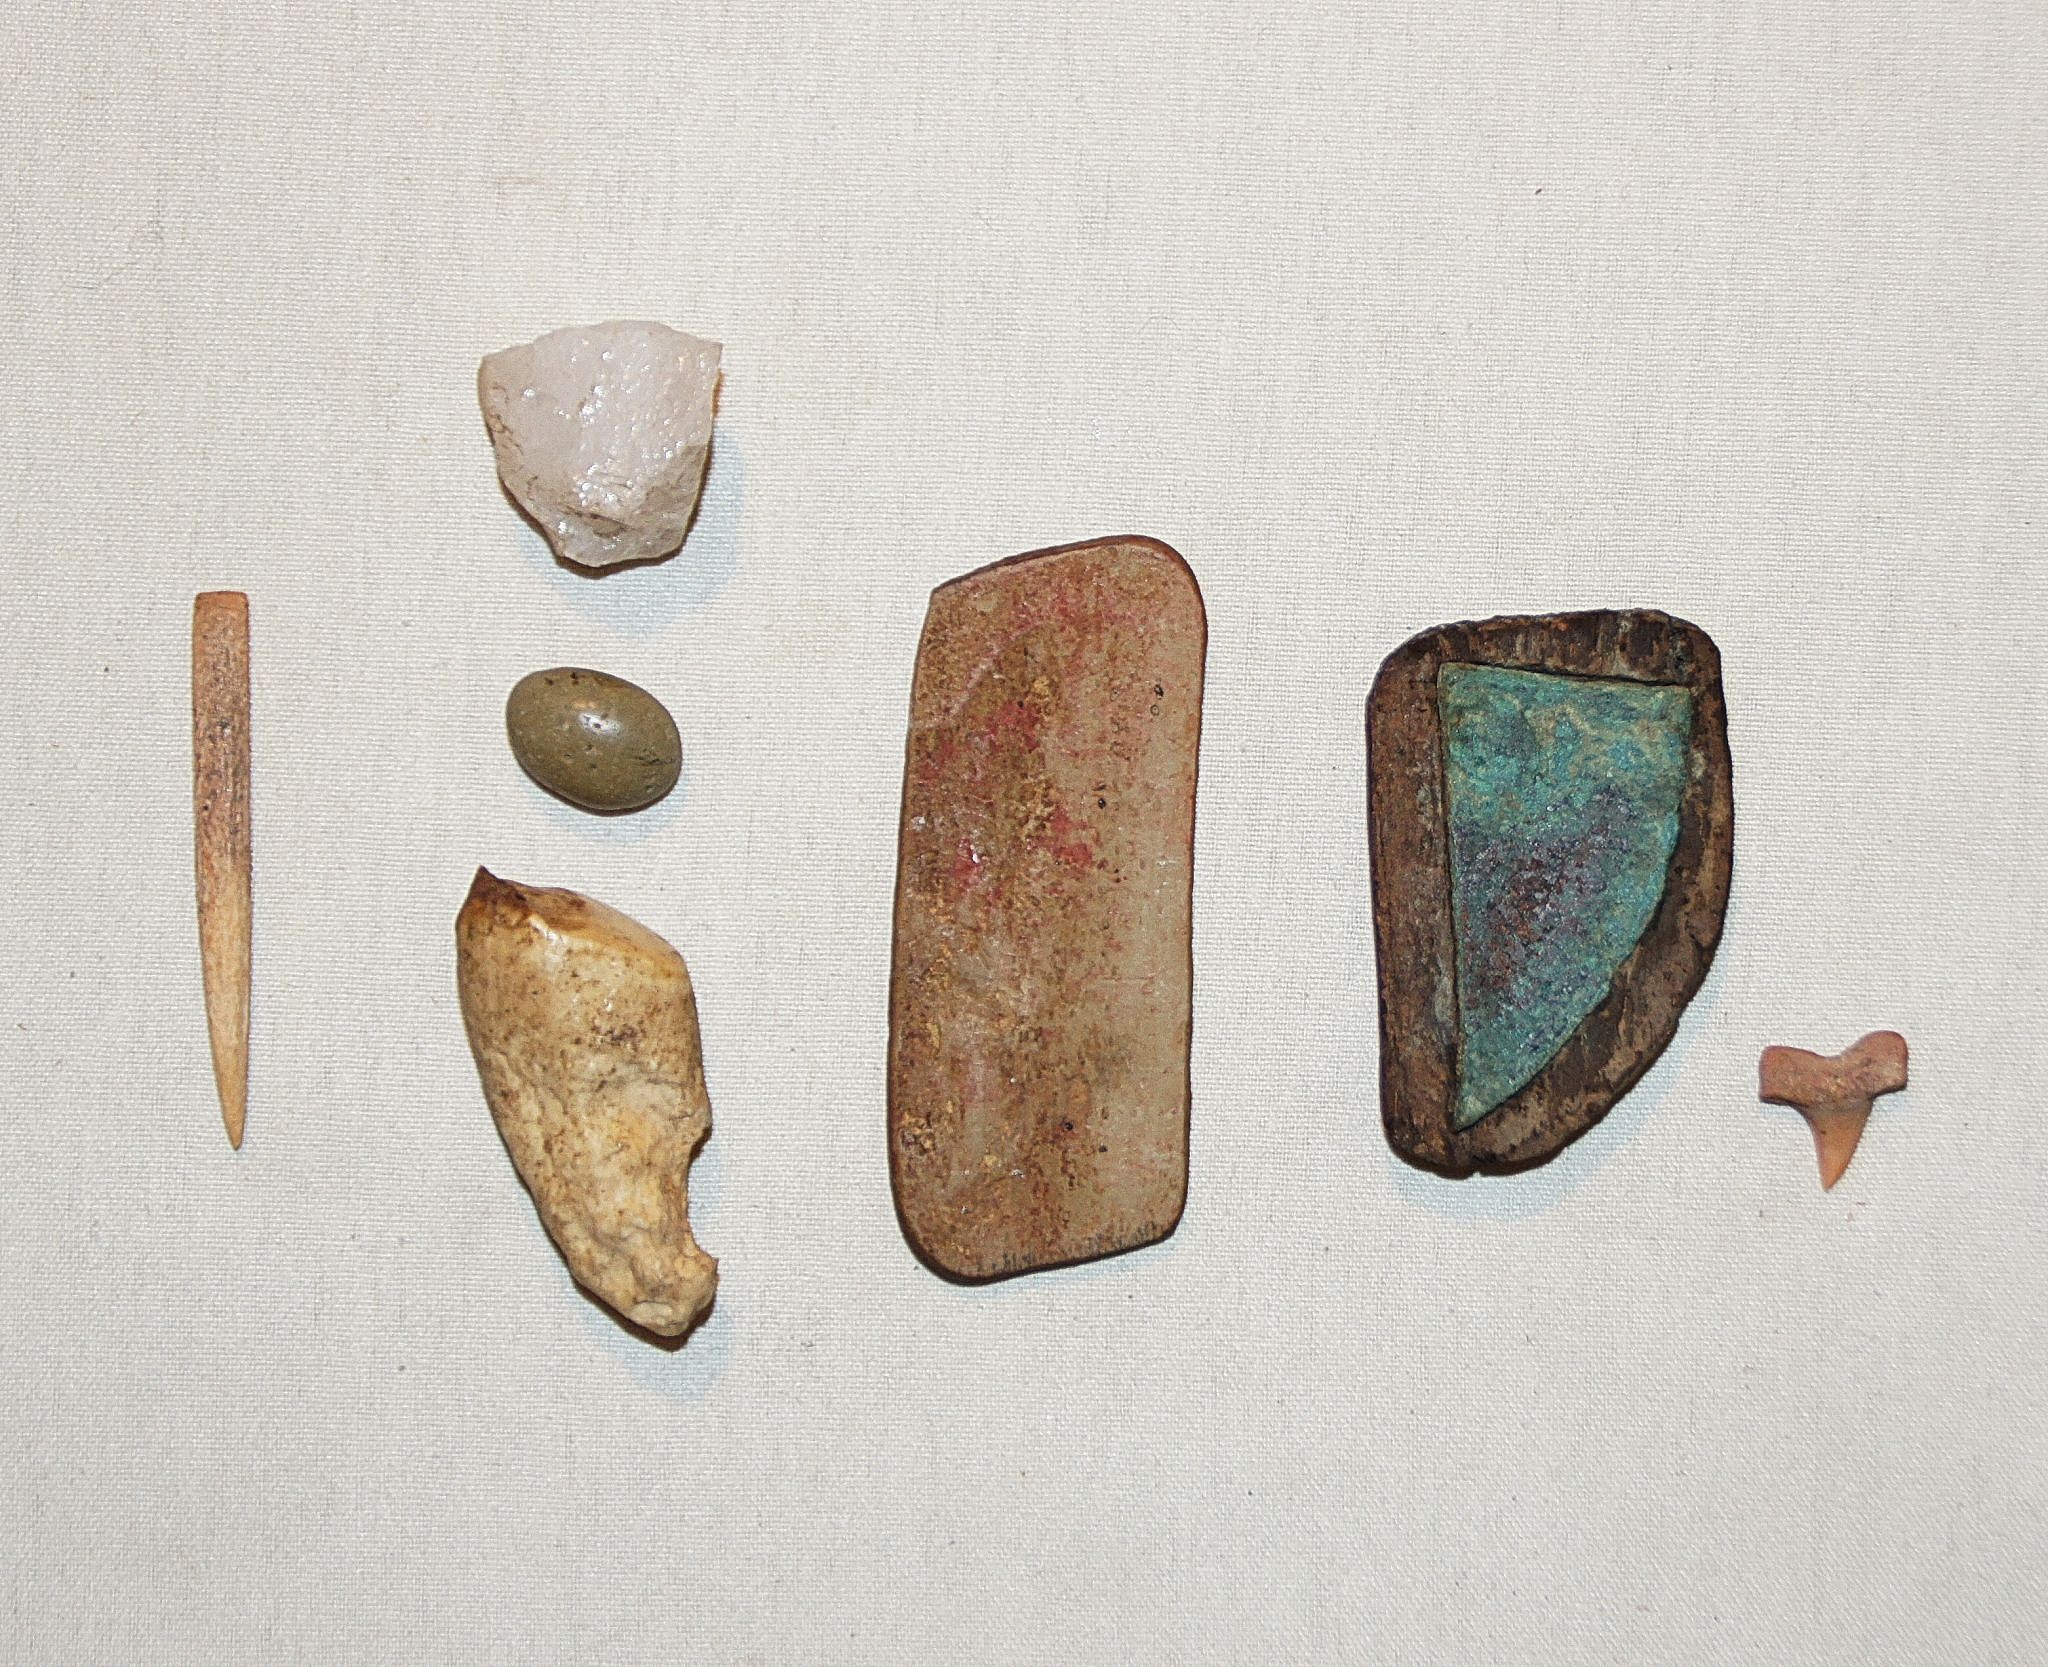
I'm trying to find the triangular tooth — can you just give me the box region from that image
[1761,1034,1907,1192]
[1808,1104,1871,1190]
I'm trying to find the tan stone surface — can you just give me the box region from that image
[455,869,716,1336]
[888,537,1206,1280]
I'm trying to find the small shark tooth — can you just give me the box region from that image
[1759,1030,1909,1190]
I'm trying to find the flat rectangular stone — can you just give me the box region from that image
[888,537,1206,1279]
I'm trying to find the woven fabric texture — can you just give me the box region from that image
[3,3,2044,1662]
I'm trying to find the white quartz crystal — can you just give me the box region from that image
[478,321,722,570]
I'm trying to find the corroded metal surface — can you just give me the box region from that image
[1440,665,1694,1128]
[889,537,1206,1279]
[1367,611,1733,1175]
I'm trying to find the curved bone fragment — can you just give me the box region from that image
[1759,1030,1909,1190]
[456,868,716,1336]
[478,320,721,570]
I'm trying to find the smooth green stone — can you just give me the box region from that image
[1439,664,1693,1129]
[505,667,681,813]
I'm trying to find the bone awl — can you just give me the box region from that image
[193,591,251,1149]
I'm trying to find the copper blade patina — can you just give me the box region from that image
[1367,611,1733,1174]
[889,536,1206,1279]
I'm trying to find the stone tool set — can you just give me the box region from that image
[190,318,1910,1344]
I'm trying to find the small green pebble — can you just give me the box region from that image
[505,667,681,813]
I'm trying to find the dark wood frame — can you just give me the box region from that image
[1367,610,1734,1175]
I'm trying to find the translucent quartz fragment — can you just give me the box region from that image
[479,321,721,570]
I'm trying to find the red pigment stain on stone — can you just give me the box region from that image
[985,698,1041,750]
[1044,803,1096,871]
[890,537,1203,1279]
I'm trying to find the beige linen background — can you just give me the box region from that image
[4,2,2045,1662]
